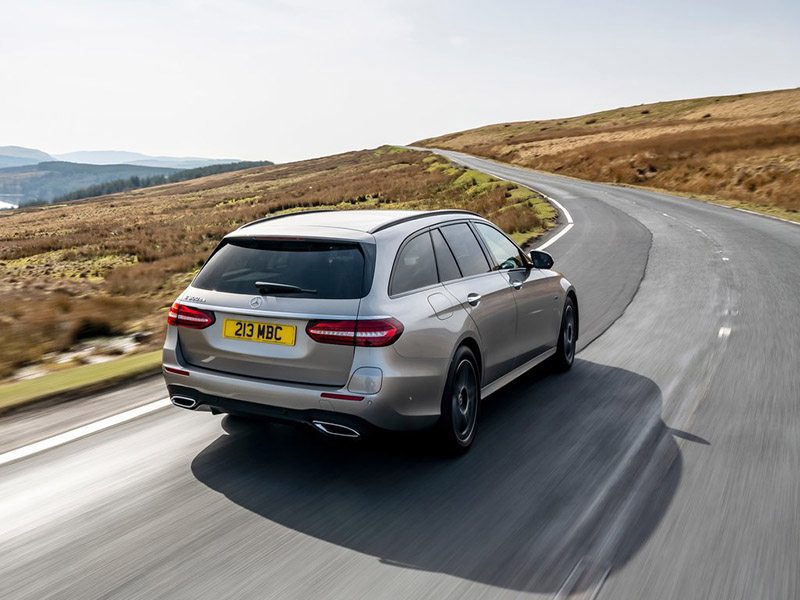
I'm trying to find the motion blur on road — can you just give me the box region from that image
[1,150,798,599]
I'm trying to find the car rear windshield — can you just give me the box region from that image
[193,238,372,299]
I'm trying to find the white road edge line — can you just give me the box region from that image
[423,149,576,251]
[553,559,584,600]
[475,170,575,251]
[535,222,574,251]
[514,189,573,251]
[553,558,611,600]
[539,191,574,224]
[0,398,172,467]
[734,207,800,226]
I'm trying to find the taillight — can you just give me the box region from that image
[167,302,215,329]
[306,318,403,347]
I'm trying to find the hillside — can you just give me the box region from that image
[0,147,555,379]
[0,162,177,205]
[54,160,274,202]
[417,88,800,220]
[0,146,54,169]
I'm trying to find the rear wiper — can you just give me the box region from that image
[255,281,317,295]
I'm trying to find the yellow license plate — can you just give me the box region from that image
[222,319,296,346]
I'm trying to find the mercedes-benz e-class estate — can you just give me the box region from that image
[163,209,577,452]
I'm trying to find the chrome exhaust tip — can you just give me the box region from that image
[311,420,360,438]
[171,395,198,410]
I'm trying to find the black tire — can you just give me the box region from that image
[551,296,577,372]
[437,346,480,454]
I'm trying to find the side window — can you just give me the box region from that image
[439,223,490,277]
[431,229,462,282]
[474,223,525,270]
[390,232,439,295]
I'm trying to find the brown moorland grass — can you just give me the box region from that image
[0,147,555,379]
[417,88,800,219]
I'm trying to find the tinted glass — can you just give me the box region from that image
[390,232,438,295]
[474,223,525,270]
[439,223,490,277]
[193,239,368,299]
[431,229,462,281]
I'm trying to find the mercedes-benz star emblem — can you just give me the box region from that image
[249,296,263,308]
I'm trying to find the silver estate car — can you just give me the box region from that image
[163,209,577,452]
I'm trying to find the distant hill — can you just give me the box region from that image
[0,146,55,169]
[417,88,800,218]
[54,150,241,169]
[0,146,266,205]
[127,158,242,169]
[54,150,150,164]
[0,162,177,205]
[55,160,274,203]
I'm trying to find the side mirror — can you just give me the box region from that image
[529,250,554,270]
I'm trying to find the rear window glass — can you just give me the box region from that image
[193,239,370,299]
[390,232,438,295]
[439,223,490,277]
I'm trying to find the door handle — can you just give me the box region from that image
[466,293,482,307]
[511,280,523,290]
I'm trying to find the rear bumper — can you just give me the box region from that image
[162,329,446,432]
[167,384,376,437]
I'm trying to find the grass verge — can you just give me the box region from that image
[0,350,162,414]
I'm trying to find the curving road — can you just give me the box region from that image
[1,150,798,599]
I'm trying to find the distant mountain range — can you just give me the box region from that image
[0,145,268,208]
[53,150,242,170]
[0,146,56,169]
[0,145,242,170]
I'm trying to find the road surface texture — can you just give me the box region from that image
[0,150,798,599]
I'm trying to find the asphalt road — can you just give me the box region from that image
[1,151,798,599]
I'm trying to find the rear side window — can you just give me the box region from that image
[390,232,438,295]
[439,223,490,277]
[431,229,462,282]
[193,239,370,299]
[474,223,525,270]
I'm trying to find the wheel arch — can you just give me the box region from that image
[456,336,482,386]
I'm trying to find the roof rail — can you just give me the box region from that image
[237,209,336,230]
[368,209,482,234]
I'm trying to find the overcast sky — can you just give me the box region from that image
[1,0,798,163]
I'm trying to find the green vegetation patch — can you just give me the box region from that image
[373,145,408,156]
[453,169,494,187]
[216,195,260,207]
[0,350,162,412]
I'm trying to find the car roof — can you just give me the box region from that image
[229,209,483,241]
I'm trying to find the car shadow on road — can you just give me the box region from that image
[190,358,683,595]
